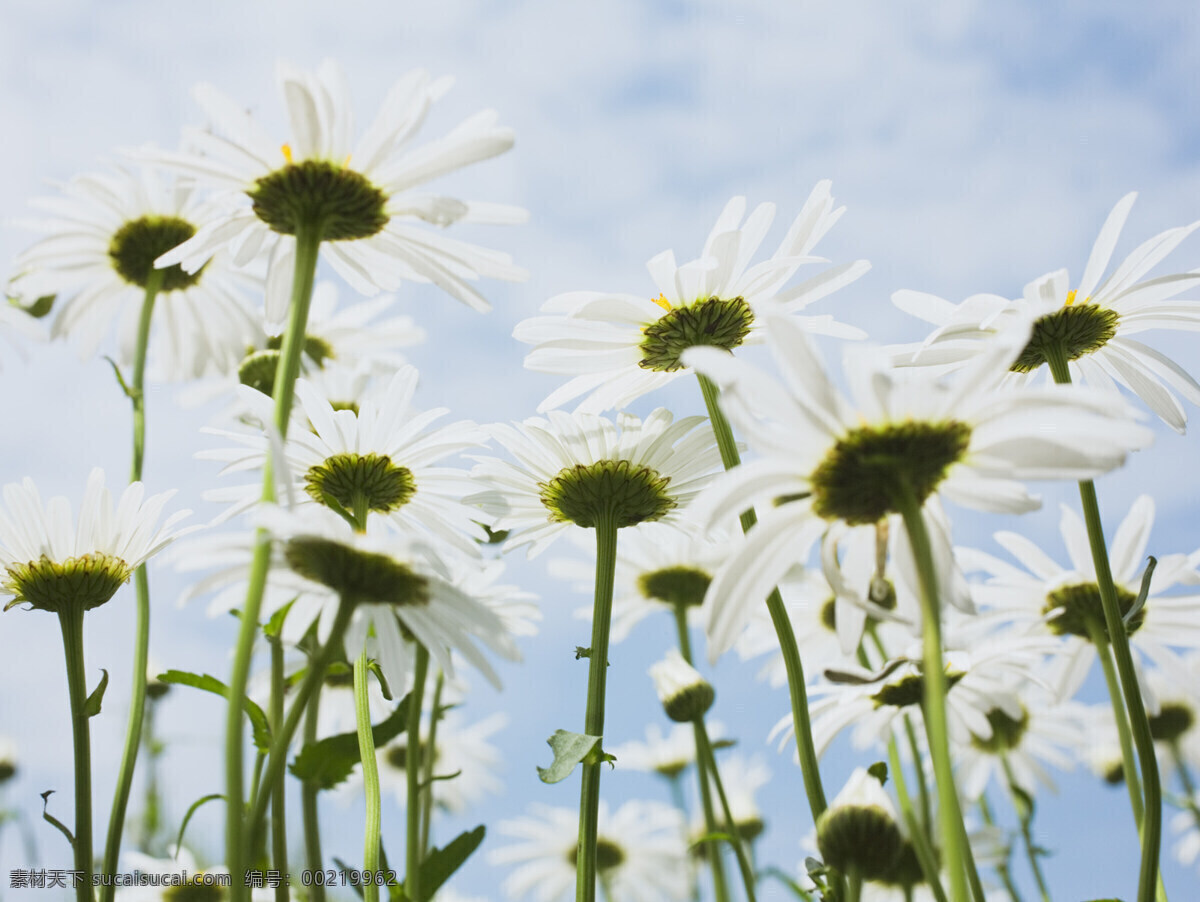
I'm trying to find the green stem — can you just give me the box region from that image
[575,512,619,902]
[356,648,382,902]
[697,374,828,822]
[1043,345,1163,902]
[673,605,694,665]
[59,605,96,902]
[406,646,429,902]
[1170,745,1200,832]
[138,697,162,852]
[696,720,757,902]
[1001,758,1049,902]
[977,795,1023,902]
[99,272,162,902]
[247,599,355,850]
[891,479,974,902]
[226,221,323,901]
[269,636,289,902]
[886,736,949,902]
[302,684,327,902]
[692,721,730,902]
[1086,621,1144,820]
[847,866,863,902]
[420,670,445,858]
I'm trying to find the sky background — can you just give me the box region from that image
[2,0,1200,899]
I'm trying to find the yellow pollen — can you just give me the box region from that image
[343,153,353,168]
[281,143,294,164]
[1064,289,1078,307]
[651,293,673,312]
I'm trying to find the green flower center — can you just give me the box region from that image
[305,453,417,518]
[871,670,966,709]
[283,538,429,607]
[108,215,202,291]
[1042,581,1144,641]
[810,421,972,525]
[4,553,133,614]
[639,296,755,372]
[238,334,336,396]
[819,596,838,633]
[970,706,1029,755]
[1011,302,1120,373]
[637,566,711,608]
[1148,702,1194,744]
[248,160,389,240]
[539,460,675,529]
[163,878,225,901]
[566,838,626,872]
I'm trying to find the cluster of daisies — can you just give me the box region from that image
[1,55,1199,902]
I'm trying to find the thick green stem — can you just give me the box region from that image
[892,480,973,902]
[247,600,355,848]
[269,636,289,902]
[1001,757,1049,902]
[99,273,162,902]
[697,374,828,822]
[696,720,757,902]
[420,670,445,858]
[406,646,429,902]
[887,737,949,902]
[356,648,382,902]
[847,867,863,902]
[1044,346,1163,902]
[226,221,323,900]
[59,605,96,902]
[575,512,619,902]
[302,684,327,902]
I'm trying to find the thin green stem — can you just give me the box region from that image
[697,374,828,823]
[1001,758,1049,902]
[420,670,445,858]
[575,512,619,902]
[226,221,323,901]
[1043,344,1163,902]
[1086,623,1144,821]
[302,684,327,902]
[887,736,949,902]
[269,636,289,902]
[891,479,973,902]
[138,696,162,853]
[977,795,1022,902]
[674,605,694,665]
[59,605,96,902]
[99,272,161,902]
[1170,746,1200,832]
[406,646,429,902]
[247,599,355,849]
[692,720,730,902]
[356,648,382,902]
[695,720,756,902]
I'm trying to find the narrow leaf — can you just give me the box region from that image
[159,670,272,751]
[83,669,109,718]
[536,729,601,784]
[263,599,296,639]
[290,693,410,790]
[1124,556,1157,627]
[418,825,485,898]
[39,791,73,848]
[173,793,223,857]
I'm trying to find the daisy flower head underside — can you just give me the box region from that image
[890,192,1200,432]
[10,165,259,378]
[514,181,870,414]
[145,60,527,325]
[469,408,723,558]
[684,313,1154,659]
[0,468,190,615]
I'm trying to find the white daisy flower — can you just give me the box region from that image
[115,848,278,900]
[142,60,526,325]
[548,522,729,643]
[704,753,771,842]
[684,313,1153,660]
[469,408,723,558]
[9,165,259,380]
[1170,792,1200,877]
[607,721,727,779]
[489,800,692,902]
[0,468,191,614]
[957,495,1200,698]
[0,300,46,370]
[514,182,868,414]
[258,504,518,690]
[201,365,489,554]
[890,193,1200,432]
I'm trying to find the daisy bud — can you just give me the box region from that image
[650,650,714,723]
[816,767,903,881]
[0,738,16,785]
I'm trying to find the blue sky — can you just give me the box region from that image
[2,1,1200,898]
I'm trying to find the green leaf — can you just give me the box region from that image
[867,761,888,786]
[263,599,296,639]
[159,670,272,751]
[39,791,73,848]
[689,830,736,852]
[417,825,485,898]
[536,730,601,784]
[369,659,394,701]
[83,669,109,718]
[759,866,816,900]
[1124,556,1157,627]
[290,693,410,790]
[8,293,55,318]
[102,356,134,399]
[173,793,223,857]
[331,859,367,900]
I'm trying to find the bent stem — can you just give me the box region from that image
[891,479,973,902]
[1001,757,1049,902]
[355,647,382,902]
[225,221,323,900]
[575,511,619,902]
[59,604,96,902]
[886,736,949,902]
[100,272,162,901]
[1044,345,1163,902]
[697,373,828,822]
[406,646,429,902]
